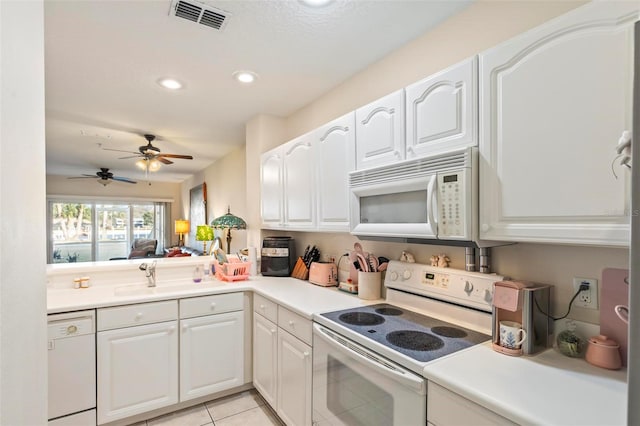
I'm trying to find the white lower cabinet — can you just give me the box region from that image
[97,320,179,424]
[97,294,245,424]
[180,311,244,401]
[428,382,515,426]
[277,329,312,426]
[253,295,312,426]
[253,312,278,407]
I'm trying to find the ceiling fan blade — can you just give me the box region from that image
[158,157,173,165]
[112,176,137,184]
[67,176,95,179]
[118,155,142,160]
[157,154,193,160]
[103,148,139,154]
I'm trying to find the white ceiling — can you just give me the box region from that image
[44,0,472,183]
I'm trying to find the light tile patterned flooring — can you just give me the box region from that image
[128,390,283,426]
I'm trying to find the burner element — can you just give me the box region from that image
[431,326,468,338]
[375,307,404,316]
[386,330,444,351]
[338,312,385,326]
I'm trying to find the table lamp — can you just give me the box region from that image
[175,219,190,246]
[195,225,214,254]
[211,207,247,254]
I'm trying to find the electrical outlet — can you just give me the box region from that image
[573,278,598,309]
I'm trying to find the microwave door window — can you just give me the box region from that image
[360,190,428,224]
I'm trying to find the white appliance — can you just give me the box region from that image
[312,261,503,426]
[48,311,96,425]
[349,147,484,245]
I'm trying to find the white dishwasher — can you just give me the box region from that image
[48,310,96,426]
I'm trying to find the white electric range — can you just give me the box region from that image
[312,260,504,426]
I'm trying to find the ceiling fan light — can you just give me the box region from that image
[98,179,111,186]
[135,159,147,170]
[149,159,162,172]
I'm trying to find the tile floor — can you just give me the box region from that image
[129,390,283,426]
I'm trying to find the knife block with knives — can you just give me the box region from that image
[291,245,320,281]
[291,257,309,280]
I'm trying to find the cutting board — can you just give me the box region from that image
[600,268,629,366]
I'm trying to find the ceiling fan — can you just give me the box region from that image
[68,168,137,186]
[104,134,194,172]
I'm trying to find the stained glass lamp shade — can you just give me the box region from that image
[210,207,247,254]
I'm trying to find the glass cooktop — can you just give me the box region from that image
[320,303,490,363]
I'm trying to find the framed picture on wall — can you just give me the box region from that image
[189,183,207,247]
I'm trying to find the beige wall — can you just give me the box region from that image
[246,0,629,324]
[181,145,248,253]
[47,174,183,227]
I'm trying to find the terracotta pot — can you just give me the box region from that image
[585,335,622,370]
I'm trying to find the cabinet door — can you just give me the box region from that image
[180,311,244,401]
[315,112,355,231]
[405,56,477,158]
[479,2,636,246]
[355,90,405,170]
[283,136,315,229]
[260,147,284,228]
[253,313,278,408]
[97,321,178,424]
[277,330,312,426]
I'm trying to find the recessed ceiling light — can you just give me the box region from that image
[157,78,183,90]
[299,0,333,7]
[233,71,258,84]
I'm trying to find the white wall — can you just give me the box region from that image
[0,0,48,423]
[245,0,629,324]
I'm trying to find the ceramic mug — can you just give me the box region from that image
[499,321,527,350]
[615,305,629,324]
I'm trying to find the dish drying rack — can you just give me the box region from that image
[214,259,251,282]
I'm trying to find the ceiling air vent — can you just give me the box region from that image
[169,0,230,31]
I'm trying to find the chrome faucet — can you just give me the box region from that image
[139,261,157,287]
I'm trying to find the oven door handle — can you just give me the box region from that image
[314,324,426,394]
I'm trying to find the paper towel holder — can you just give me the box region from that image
[491,280,553,356]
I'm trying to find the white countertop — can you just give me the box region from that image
[47,274,372,318]
[423,341,627,425]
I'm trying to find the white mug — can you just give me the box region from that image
[499,321,527,350]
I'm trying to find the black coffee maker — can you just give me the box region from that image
[261,236,296,276]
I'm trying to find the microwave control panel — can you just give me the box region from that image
[437,170,468,239]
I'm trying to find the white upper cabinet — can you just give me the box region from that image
[283,135,316,229]
[315,112,355,231]
[260,147,284,228]
[406,57,478,158]
[479,2,637,246]
[355,90,405,170]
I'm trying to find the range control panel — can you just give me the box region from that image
[384,261,504,312]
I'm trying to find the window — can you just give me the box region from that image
[48,200,169,263]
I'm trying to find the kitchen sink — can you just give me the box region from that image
[114,282,220,296]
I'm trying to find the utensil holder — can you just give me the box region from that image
[291,257,309,280]
[358,271,381,300]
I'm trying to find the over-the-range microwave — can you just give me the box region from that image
[349,147,492,247]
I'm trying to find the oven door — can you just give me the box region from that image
[312,324,426,426]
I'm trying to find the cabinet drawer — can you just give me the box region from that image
[278,306,312,346]
[180,292,243,319]
[97,300,178,331]
[254,294,278,323]
[428,382,515,425]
